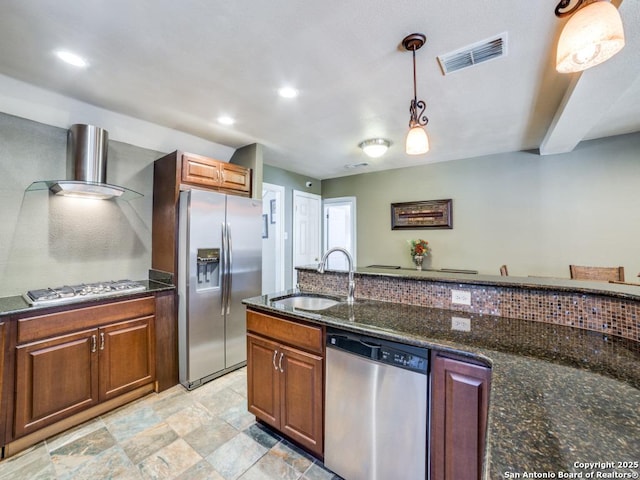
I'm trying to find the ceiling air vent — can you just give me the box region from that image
[437,32,507,75]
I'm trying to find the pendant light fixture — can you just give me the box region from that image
[555,0,625,73]
[403,33,429,155]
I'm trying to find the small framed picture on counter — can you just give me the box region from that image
[391,199,453,229]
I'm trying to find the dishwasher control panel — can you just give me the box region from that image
[327,328,429,374]
[381,347,428,372]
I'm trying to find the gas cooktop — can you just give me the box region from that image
[25,280,146,306]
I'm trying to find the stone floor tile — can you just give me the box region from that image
[165,402,216,437]
[137,438,202,480]
[183,418,240,458]
[0,443,56,480]
[45,418,106,453]
[243,424,281,450]
[174,460,225,480]
[269,440,314,474]
[237,451,301,480]
[103,405,163,443]
[300,462,343,480]
[54,445,139,480]
[205,433,267,480]
[121,422,179,465]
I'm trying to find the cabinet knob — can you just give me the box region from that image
[99,332,105,351]
[272,350,279,371]
[91,334,97,353]
[278,352,284,373]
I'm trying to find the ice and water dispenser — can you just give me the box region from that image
[196,248,220,290]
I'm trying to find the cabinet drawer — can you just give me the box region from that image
[17,297,155,344]
[247,310,323,354]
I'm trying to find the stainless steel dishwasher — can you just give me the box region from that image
[325,329,429,480]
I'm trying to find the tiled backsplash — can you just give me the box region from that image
[297,270,640,341]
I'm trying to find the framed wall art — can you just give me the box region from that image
[391,199,453,230]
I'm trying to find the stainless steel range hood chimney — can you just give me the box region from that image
[27,124,142,200]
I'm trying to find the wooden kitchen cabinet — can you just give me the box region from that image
[246,310,324,458]
[430,353,491,480]
[8,297,156,452]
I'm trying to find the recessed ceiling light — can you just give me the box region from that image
[217,116,235,126]
[55,50,88,68]
[278,87,298,99]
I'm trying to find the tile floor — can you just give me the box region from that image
[0,368,341,480]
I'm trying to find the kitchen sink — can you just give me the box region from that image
[271,293,341,311]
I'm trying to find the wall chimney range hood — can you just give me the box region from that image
[27,124,142,200]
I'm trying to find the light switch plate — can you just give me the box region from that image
[451,289,471,305]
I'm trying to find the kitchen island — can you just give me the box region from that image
[244,267,640,479]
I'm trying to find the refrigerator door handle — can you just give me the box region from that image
[226,222,233,315]
[221,222,227,316]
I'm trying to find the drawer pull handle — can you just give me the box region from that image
[278,352,284,373]
[91,334,97,353]
[272,350,278,371]
[99,332,105,351]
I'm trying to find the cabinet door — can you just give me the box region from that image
[247,334,280,428]
[279,345,323,457]
[430,355,491,480]
[99,317,155,401]
[181,153,221,188]
[15,329,99,437]
[220,162,251,195]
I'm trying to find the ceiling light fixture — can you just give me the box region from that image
[555,0,625,73]
[278,86,298,99]
[55,50,88,68]
[358,138,391,158]
[217,115,235,126]
[402,33,430,155]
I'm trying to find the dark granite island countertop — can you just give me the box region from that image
[243,292,640,479]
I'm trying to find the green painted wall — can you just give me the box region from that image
[321,132,640,279]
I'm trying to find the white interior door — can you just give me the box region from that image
[323,197,357,270]
[293,190,322,286]
[261,183,285,294]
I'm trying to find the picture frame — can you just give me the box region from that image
[390,199,453,230]
[270,199,276,224]
[262,214,268,238]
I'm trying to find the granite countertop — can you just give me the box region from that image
[0,280,175,318]
[243,291,640,478]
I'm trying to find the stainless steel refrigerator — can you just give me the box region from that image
[178,188,262,390]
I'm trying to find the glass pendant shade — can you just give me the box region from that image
[556,1,625,73]
[405,126,429,155]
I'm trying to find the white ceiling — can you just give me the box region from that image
[0,0,638,180]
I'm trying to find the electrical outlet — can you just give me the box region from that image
[451,289,471,305]
[451,316,471,332]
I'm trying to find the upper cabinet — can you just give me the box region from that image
[179,152,251,195]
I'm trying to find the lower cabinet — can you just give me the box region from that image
[246,310,324,458]
[10,297,156,449]
[430,353,491,480]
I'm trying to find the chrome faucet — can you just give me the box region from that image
[317,247,356,304]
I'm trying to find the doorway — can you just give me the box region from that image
[292,190,322,287]
[323,197,357,270]
[262,183,285,294]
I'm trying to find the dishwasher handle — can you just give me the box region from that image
[327,334,381,360]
